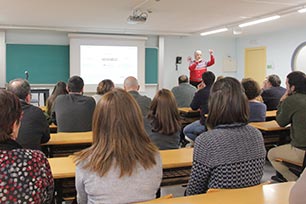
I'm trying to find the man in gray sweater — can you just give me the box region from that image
[52,76,95,132]
[171,75,196,107]
[124,76,151,117]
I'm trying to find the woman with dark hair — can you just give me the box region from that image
[46,81,68,123]
[74,88,162,204]
[0,89,54,203]
[241,78,267,122]
[144,89,181,150]
[186,77,266,195]
[92,79,115,103]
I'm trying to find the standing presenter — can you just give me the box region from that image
[188,49,215,87]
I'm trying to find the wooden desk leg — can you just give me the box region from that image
[55,180,63,204]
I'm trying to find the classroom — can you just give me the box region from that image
[0,0,306,204]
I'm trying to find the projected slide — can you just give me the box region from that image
[80,45,138,84]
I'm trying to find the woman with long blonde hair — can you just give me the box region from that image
[74,88,162,204]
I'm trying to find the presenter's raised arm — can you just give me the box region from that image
[207,49,215,67]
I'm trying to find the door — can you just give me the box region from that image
[245,47,266,84]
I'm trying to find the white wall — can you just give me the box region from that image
[3,28,306,91]
[0,31,5,87]
[236,27,306,86]
[5,30,69,45]
[161,35,237,89]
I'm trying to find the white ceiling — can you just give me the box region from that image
[1,0,306,36]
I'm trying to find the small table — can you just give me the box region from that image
[31,88,50,106]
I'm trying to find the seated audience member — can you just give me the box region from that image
[261,74,286,110]
[124,76,151,117]
[0,89,54,203]
[92,79,114,104]
[216,75,224,81]
[46,81,68,124]
[74,88,162,204]
[289,168,306,204]
[268,71,306,182]
[7,79,50,150]
[171,75,196,107]
[186,77,266,195]
[241,78,267,122]
[183,71,215,142]
[52,76,96,132]
[144,89,181,150]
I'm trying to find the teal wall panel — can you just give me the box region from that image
[145,47,158,84]
[6,44,70,84]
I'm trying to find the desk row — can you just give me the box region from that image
[45,120,288,146]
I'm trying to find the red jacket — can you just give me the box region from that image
[189,54,215,82]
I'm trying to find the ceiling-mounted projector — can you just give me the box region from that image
[127,10,148,24]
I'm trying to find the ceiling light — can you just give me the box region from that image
[298,8,306,13]
[200,28,228,36]
[238,15,280,28]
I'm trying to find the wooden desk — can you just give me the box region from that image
[178,107,200,117]
[49,123,57,133]
[49,148,193,203]
[205,110,276,120]
[178,107,200,128]
[249,120,290,149]
[40,106,47,112]
[160,148,193,169]
[266,110,277,118]
[249,120,289,132]
[49,156,76,179]
[49,148,193,179]
[178,107,199,114]
[142,182,295,204]
[43,131,92,157]
[44,131,92,145]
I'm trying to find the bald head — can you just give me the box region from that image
[7,78,31,100]
[194,50,202,55]
[194,50,202,61]
[124,76,140,92]
[178,75,188,84]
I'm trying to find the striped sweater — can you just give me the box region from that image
[186,123,266,195]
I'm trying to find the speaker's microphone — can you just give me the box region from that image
[25,71,29,80]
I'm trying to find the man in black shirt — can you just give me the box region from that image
[7,79,50,150]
